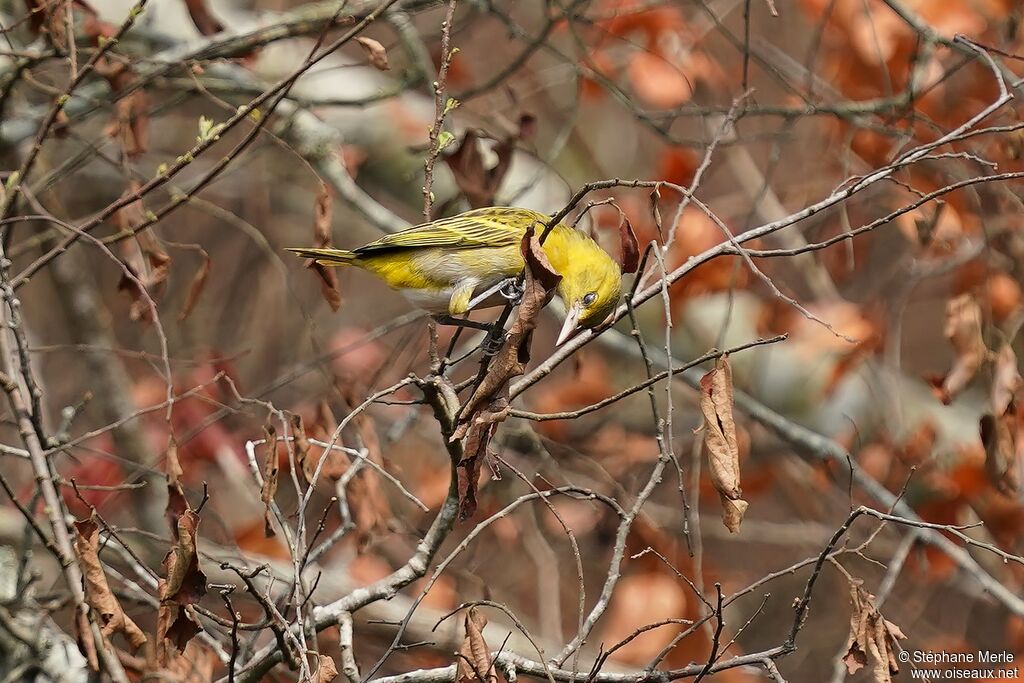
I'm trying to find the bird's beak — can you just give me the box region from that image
[556,302,583,346]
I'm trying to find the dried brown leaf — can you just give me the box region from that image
[451,228,561,518]
[105,90,149,157]
[82,9,116,44]
[260,423,279,537]
[841,580,906,683]
[356,36,390,70]
[981,412,1022,495]
[312,263,344,311]
[618,214,640,274]
[179,249,211,321]
[456,607,499,683]
[165,437,183,487]
[445,130,491,209]
[698,356,747,532]
[158,489,207,655]
[335,385,392,548]
[182,0,224,35]
[313,654,339,683]
[717,495,748,534]
[73,517,148,650]
[313,182,333,245]
[22,0,44,35]
[444,124,525,209]
[117,198,169,323]
[935,294,988,404]
[307,401,353,480]
[307,183,342,310]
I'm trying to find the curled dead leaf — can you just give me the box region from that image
[73,517,148,650]
[933,294,988,404]
[992,343,1022,417]
[698,356,747,533]
[356,36,390,70]
[165,436,183,487]
[451,227,561,518]
[313,181,333,245]
[116,189,169,323]
[307,400,353,481]
[981,412,1023,495]
[183,0,224,35]
[260,423,279,537]
[456,607,500,683]
[178,248,211,321]
[158,487,207,659]
[618,213,640,275]
[444,118,533,209]
[335,384,392,549]
[307,183,343,311]
[104,90,149,158]
[313,654,339,683]
[288,413,312,482]
[841,580,906,683]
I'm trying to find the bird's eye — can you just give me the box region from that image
[582,291,598,307]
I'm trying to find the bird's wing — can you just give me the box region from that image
[354,208,547,254]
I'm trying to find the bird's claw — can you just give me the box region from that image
[482,328,508,356]
[499,279,524,304]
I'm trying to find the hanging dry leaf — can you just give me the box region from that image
[73,517,148,650]
[933,294,988,404]
[356,36,390,70]
[260,423,279,537]
[456,607,499,683]
[444,118,533,209]
[451,226,561,518]
[312,655,339,683]
[618,213,641,275]
[841,580,906,683]
[182,0,224,35]
[104,90,149,158]
[22,0,45,35]
[992,343,1022,416]
[699,355,747,533]
[307,400,353,481]
[980,412,1023,495]
[179,249,211,321]
[291,413,315,482]
[335,384,392,549]
[165,436,183,488]
[313,181,333,244]
[158,487,207,658]
[306,183,343,311]
[117,188,170,323]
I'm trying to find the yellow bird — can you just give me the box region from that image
[288,207,622,345]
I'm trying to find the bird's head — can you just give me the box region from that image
[555,238,622,345]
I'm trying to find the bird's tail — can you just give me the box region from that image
[286,247,358,266]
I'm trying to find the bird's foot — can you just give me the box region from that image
[482,328,508,356]
[498,278,525,305]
